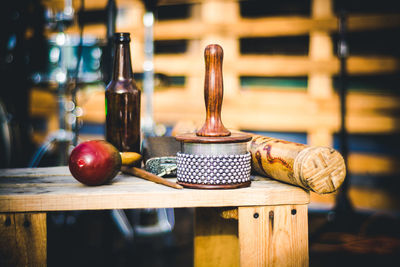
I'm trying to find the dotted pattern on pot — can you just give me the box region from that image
[177,152,251,185]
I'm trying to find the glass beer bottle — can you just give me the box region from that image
[105,33,141,162]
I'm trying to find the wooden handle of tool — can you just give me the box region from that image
[121,166,183,189]
[248,134,346,194]
[120,152,142,166]
[196,44,231,137]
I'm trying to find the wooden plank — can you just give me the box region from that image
[308,129,333,147]
[55,0,400,40]
[30,88,400,134]
[307,0,334,146]
[348,188,400,211]
[194,207,239,267]
[152,15,400,40]
[347,56,400,75]
[48,0,142,11]
[75,90,400,133]
[200,0,240,97]
[31,85,400,122]
[238,56,399,76]
[0,167,309,213]
[348,14,400,31]
[153,55,400,76]
[348,153,400,176]
[0,213,46,267]
[150,90,400,133]
[185,39,204,95]
[78,90,106,124]
[307,32,333,99]
[156,90,400,117]
[311,0,333,18]
[158,0,200,5]
[310,187,400,211]
[29,89,57,117]
[72,0,400,34]
[154,55,201,76]
[238,205,308,267]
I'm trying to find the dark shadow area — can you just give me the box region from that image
[309,210,400,267]
[47,208,194,267]
[240,0,311,17]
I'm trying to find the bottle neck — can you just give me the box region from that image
[112,42,134,81]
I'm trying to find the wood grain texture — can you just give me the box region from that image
[295,147,346,194]
[0,167,309,213]
[121,166,183,189]
[150,55,399,77]
[120,152,142,166]
[31,88,400,135]
[239,205,308,267]
[0,213,46,266]
[57,0,400,40]
[151,15,400,40]
[176,132,251,144]
[196,44,231,137]
[194,207,239,267]
[248,134,346,194]
[310,187,400,211]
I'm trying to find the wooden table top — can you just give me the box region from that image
[0,167,309,212]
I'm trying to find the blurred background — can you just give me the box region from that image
[1,0,400,266]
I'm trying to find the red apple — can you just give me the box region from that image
[69,140,122,186]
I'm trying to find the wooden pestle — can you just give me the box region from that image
[120,152,142,166]
[196,44,231,137]
[248,134,346,194]
[121,166,183,189]
[175,44,252,189]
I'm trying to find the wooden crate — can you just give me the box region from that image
[32,0,400,210]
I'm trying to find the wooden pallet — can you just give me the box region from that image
[32,0,400,210]
[48,0,399,144]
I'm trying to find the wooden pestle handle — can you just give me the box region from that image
[196,44,231,137]
[120,152,142,166]
[121,166,183,189]
[119,152,183,189]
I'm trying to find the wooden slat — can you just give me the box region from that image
[153,55,400,76]
[62,14,400,40]
[194,207,239,267]
[308,0,334,148]
[30,88,400,134]
[151,90,400,133]
[158,0,200,5]
[29,89,57,117]
[152,15,400,40]
[238,205,309,267]
[0,213,46,267]
[348,14,400,31]
[59,0,141,10]
[31,86,400,118]
[237,56,399,76]
[154,20,205,40]
[310,187,400,211]
[349,153,400,176]
[0,167,309,213]
[308,128,333,147]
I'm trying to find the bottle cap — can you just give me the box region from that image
[114,32,131,43]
